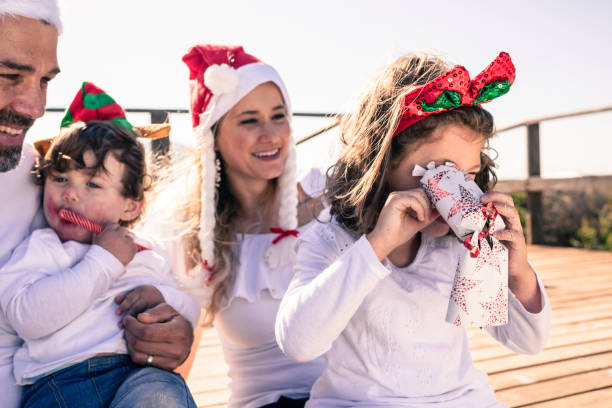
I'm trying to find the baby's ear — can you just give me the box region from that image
[120,198,144,222]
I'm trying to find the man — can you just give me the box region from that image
[0,2,194,407]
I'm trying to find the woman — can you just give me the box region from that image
[142,44,325,408]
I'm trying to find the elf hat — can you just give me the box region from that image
[182,44,298,285]
[34,81,170,156]
[0,0,63,33]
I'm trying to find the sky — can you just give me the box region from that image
[28,0,612,179]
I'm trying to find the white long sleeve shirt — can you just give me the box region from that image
[140,169,328,408]
[276,220,551,408]
[0,145,43,407]
[0,228,201,384]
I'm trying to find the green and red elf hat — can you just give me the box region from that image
[34,82,170,156]
[392,52,515,137]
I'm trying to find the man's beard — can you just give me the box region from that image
[0,108,35,172]
[0,144,23,172]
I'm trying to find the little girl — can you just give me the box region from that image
[0,83,200,408]
[275,52,551,407]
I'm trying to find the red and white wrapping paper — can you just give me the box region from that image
[412,162,508,327]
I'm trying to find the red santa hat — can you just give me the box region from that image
[0,0,63,33]
[182,44,298,286]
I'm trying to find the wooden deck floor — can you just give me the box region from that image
[185,245,612,407]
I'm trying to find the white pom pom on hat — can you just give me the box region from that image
[204,64,239,96]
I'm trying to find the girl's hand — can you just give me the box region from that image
[480,191,529,279]
[115,285,165,328]
[481,191,542,312]
[367,188,438,260]
[93,223,138,265]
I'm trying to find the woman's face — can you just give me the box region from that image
[216,82,290,187]
[387,123,485,238]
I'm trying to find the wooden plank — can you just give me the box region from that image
[519,386,612,407]
[475,339,612,373]
[468,317,612,350]
[487,351,612,390]
[495,368,612,407]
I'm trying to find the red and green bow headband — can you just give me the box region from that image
[34,82,171,157]
[392,52,515,137]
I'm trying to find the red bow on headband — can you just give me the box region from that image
[393,52,515,137]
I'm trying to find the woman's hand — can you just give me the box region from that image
[115,285,165,326]
[481,191,542,312]
[366,188,438,261]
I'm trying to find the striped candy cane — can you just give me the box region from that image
[58,208,148,251]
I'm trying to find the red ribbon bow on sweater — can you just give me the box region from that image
[393,52,515,138]
[270,228,299,244]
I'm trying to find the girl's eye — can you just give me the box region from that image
[87,181,101,189]
[239,118,258,125]
[272,113,286,121]
[53,176,67,183]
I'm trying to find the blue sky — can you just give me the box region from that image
[28,0,612,179]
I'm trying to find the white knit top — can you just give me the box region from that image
[276,218,551,408]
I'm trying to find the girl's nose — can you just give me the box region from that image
[62,187,78,202]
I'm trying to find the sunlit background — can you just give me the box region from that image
[28,0,612,180]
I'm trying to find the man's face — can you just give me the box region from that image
[0,16,59,171]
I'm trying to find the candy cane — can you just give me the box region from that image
[58,208,148,251]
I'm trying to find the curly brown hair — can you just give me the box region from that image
[33,121,149,226]
[326,52,498,236]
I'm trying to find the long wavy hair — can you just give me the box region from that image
[327,52,498,236]
[143,127,280,326]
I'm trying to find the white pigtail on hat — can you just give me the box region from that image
[195,63,240,286]
[264,137,298,267]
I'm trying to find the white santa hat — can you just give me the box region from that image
[182,44,298,287]
[0,0,63,33]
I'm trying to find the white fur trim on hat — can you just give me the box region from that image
[0,0,63,33]
[203,62,292,128]
[204,64,239,96]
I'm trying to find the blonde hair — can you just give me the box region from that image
[144,130,294,326]
[327,52,497,236]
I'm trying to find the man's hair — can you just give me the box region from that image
[34,121,149,226]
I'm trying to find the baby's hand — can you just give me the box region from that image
[114,285,165,328]
[93,223,138,265]
[367,188,438,260]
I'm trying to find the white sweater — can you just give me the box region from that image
[141,169,328,408]
[276,220,551,408]
[0,145,43,407]
[0,228,201,384]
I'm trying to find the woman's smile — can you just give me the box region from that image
[252,147,281,161]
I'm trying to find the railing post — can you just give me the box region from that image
[526,122,543,244]
[150,110,171,169]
